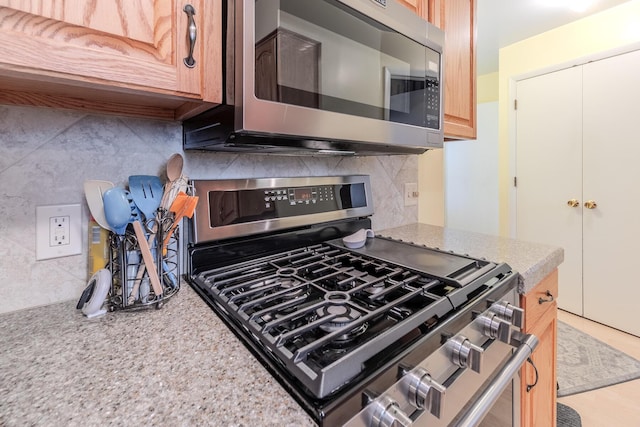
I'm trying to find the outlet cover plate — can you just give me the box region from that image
[404,182,419,206]
[36,204,82,260]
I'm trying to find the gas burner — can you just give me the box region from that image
[316,302,363,334]
[277,267,297,277]
[274,273,306,297]
[364,282,385,295]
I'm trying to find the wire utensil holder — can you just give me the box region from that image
[107,209,180,310]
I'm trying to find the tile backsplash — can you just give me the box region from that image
[0,105,418,314]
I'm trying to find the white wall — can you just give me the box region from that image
[444,102,499,235]
[420,72,499,232]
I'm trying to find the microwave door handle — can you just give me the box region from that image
[454,334,539,427]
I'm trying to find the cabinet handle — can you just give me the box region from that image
[584,200,597,209]
[538,290,554,305]
[567,199,579,207]
[183,4,197,68]
[526,357,539,392]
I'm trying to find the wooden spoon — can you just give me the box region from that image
[160,153,184,211]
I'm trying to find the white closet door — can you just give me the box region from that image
[583,49,640,336]
[515,66,584,315]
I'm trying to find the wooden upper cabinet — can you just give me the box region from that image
[397,0,428,19]
[429,0,477,139]
[0,0,221,120]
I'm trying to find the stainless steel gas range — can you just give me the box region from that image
[185,175,538,426]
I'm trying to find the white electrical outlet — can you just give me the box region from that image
[36,204,82,260]
[404,183,419,206]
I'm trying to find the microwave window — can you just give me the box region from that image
[254,0,440,129]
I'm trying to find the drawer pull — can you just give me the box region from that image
[183,4,197,68]
[538,290,554,304]
[526,357,539,392]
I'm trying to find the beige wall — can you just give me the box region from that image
[418,149,444,225]
[478,72,498,103]
[498,0,640,236]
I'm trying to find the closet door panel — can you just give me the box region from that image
[582,49,640,336]
[515,66,583,315]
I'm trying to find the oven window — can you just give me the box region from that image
[254,0,440,129]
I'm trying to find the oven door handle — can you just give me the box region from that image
[454,333,539,427]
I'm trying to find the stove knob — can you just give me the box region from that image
[406,367,445,418]
[370,396,412,427]
[490,301,524,328]
[477,312,512,343]
[448,334,484,373]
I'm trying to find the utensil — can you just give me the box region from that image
[84,180,114,230]
[161,153,184,209]
[103,187,164,298]
[343,228,375,249]
[128,175,166,301]
[77,269,111,318]
[103,187,134,235]
[129,175,163,228]
[125,250,140,303]
[130,206,164,299]
[162,192,199,248]
[161,153,188,211]
[167,153,183,183]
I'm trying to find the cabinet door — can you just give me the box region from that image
[429,0,477,139]
[522,315,558,427]
[582,49,640,336]
[515,66,583,315]
[397,0,427,19]
[0,0,219,107]
[520,270,558,427]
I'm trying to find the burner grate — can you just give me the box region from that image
[194,243,463,398]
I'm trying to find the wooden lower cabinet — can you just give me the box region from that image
[520,270,558,427]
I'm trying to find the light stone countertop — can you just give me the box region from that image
[0,224,562,427]
[377,223,563,294]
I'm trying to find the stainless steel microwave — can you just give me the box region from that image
[183,0,444,155]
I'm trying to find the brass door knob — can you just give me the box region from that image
[584,200,598,209]
[567,199,579,207]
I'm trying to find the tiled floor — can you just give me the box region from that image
[557,310,640,426]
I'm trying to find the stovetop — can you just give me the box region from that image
[190,236,511,399]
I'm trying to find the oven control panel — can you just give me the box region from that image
[264,185,333,207]
[190,176,374,243]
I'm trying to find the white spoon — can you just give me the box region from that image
[343,228,375,249]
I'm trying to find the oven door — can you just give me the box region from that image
[452,334,537,427]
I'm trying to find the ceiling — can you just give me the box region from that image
[477,0,632,74]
